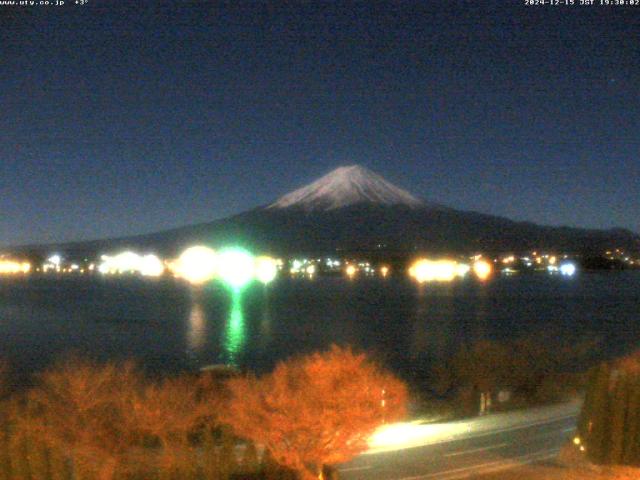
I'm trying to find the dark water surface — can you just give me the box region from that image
[1,272,639,381]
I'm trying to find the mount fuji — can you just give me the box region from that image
[15,165,640,258]
[267,165,425,211]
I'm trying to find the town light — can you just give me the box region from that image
[456,263,471,277]
[98,251,165,277]
[217,248,255,289]
[255,256,278,284]
[173,246,218,285]
[0,260,31,274]
[472,259,492,281]
[346,264,357,278]
[560,262,577,277]
[409,259,459,283]
[112,251,140,273]
[291,260,303,274]
[139,254,165,277]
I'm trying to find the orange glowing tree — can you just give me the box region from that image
[128,374,220,475]
[221,345,407,480]
[28,358,143,480]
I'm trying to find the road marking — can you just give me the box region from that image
[396,448,559,480]
[444,442,509,457]
[339,465,371,472]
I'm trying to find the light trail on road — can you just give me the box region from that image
[340,401,580,480]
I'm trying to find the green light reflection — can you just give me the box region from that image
[224,289,246,366]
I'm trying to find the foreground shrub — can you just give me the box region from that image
[27,358,143,480]
[24,358,224,480]
[221,345,408,480]
[578,352,640,466]
[127,373,219,478]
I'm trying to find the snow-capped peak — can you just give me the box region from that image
[267,165,425,211]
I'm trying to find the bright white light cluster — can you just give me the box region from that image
[98,251,164,277]
[290,258,322,277]
[559,262,577,276]
[42,254,62,273]
[255,256,279,284]
[168,246,280,287]
[325,258,341,268]
[170,246,218,284]
[409,259,469,283]
[217,249,256,287]
[358,261,375,275]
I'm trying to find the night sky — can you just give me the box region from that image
[1,1,639,246]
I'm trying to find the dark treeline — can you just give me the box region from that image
[421,333,599,418]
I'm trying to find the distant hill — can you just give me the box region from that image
[10,165,640,259]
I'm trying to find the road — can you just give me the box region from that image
[339,401,580,480]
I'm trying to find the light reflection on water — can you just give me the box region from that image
[185,289,249,367]
[1,274,640,379]
[223,290,246,366]
[410,284,455,360]
[258,288,272,350]
[410,285,430,359]
[186,303,207,357]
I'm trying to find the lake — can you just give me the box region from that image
[1,272,639,383]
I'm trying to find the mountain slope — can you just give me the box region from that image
[11,165,640,258]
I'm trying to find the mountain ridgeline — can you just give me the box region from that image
[15,166,640,258]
